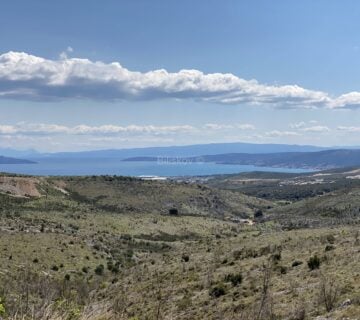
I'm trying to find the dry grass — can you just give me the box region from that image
[0,175,359,319]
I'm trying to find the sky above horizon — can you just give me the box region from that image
[1,0,360,152]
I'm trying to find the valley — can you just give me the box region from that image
[0,169,359,319]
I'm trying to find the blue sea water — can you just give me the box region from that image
[0,158,313,177]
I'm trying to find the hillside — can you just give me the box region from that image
[195,149,360,169]
[61,176,273,219]
[0,174,359,319]
[206,167,360,201]
[124,149,360,170]
[267,186,360,229]
[0,155,35,164]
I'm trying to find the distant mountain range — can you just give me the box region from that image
[0,156,36,164]
[1,142,345,160]
[124,149,360,170]
[2,143,360,170]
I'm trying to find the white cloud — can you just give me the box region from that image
[289,121,330,133]
[59,46,74,60]
[330,92,360,109]
[0,125,17,134]
[337,126,360,132]
[264,130,300,137]
[0,123,197,136]
[3,51,360,108]
[289,120,320,129]
[289,121,306,129]
[300,125,330,132]
[0,51,341,108]
[204,123,255,130]
[0,122,256,137]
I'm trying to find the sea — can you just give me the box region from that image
[0,158,313,177]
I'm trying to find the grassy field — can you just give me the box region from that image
[0,174,359,319]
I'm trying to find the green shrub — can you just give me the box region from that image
[209,285,226,298]
[51,265,59,271]
[111,263,120,274]
[272,252,282,262]
[0,297,5,316]
[181,254,190,262]
[307,255,321,270]
[292,260,303,267]
[95,264,105,275]
[107,260,114,271]
[325,245,335,252]
[254,209,263,218]
[224,273,243,287]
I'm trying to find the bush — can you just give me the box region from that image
[95,264,105,275]
[254,209,263,218]
[181,254,190,262]
[209,285,226,298]
[319,276,339,312]
[107,260,114,271]
[169,208,178,215]
[325,245,335,252]
[51,265,59,271]
[224,273,243,287]
[111,264,120,274]
[279,266,287,274]
[292,260,303,267]
[307,255,321,270]
[272,252,282,262]
[0,297,5,316]
[107,260,120,273]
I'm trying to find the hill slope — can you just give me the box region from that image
[193,149,360,169]
[0,155,35,164]
[62,175,271,219]
[0,174,359,319]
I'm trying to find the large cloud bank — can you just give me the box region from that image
[0,51,359,108]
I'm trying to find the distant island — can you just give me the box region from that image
[0,155,36,164]
[123,149,360,170]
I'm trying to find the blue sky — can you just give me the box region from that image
[1,0,360,151]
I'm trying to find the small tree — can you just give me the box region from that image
[307,255,320,270]
[209,285,226,298]
[169,208,178,215]
[319,275,339,312]
[95,264,104,275]
[224,273,243,287]
[254,209,264,219]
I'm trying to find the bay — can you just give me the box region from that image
[0,158,313,176]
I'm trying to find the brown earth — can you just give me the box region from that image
[0,176,42,197]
